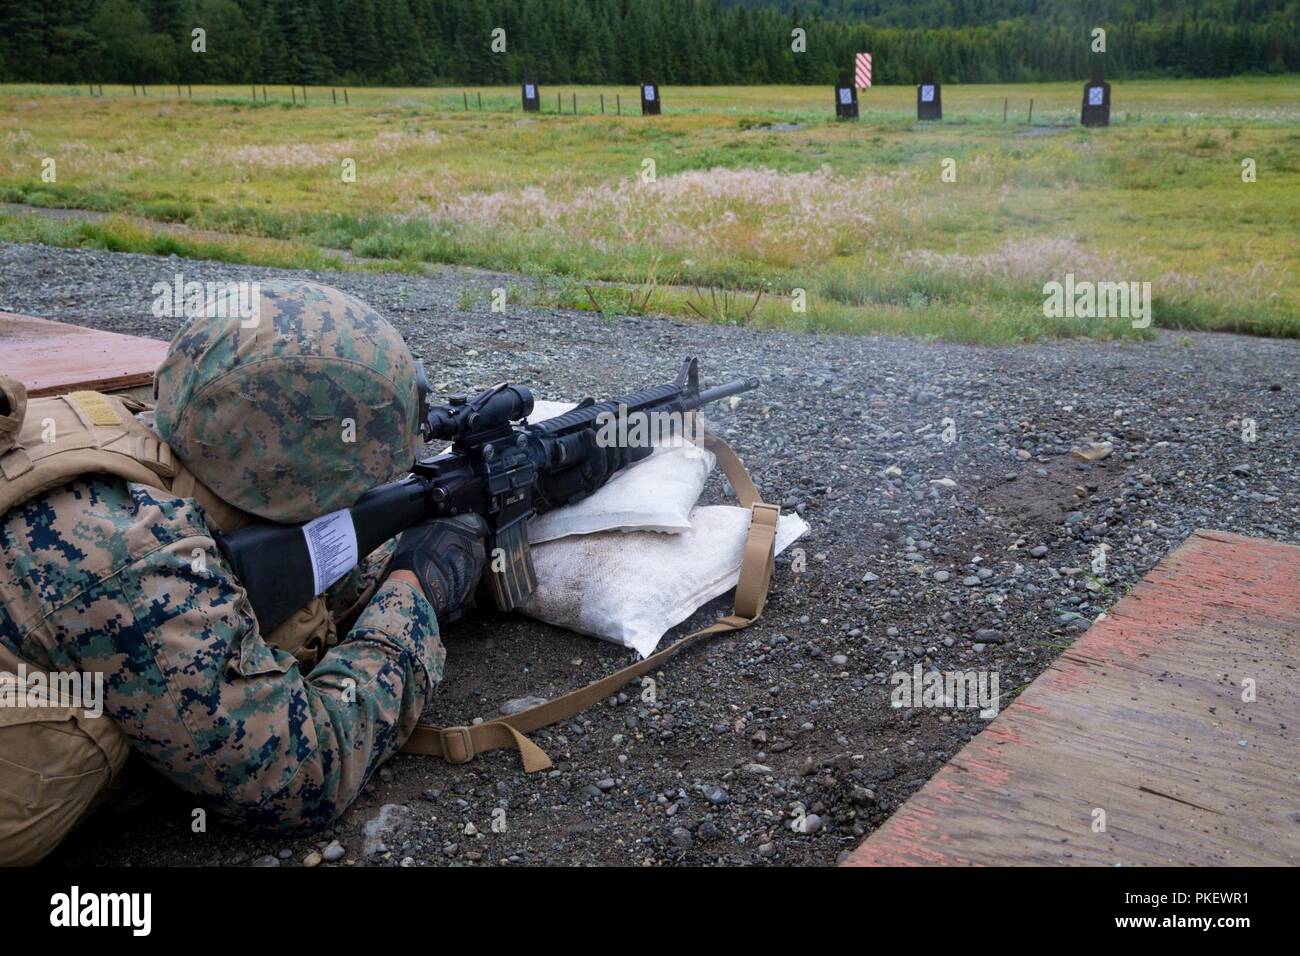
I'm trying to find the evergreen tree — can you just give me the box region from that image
[0,0,1295,85]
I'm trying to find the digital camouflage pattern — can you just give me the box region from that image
[154,281,420,523]
[0,475,443,831]
[325,536,400,629]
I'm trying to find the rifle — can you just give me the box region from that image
[215,358,759,633]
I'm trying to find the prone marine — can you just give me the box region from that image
[0,281,486,864]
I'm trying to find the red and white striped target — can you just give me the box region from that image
[855,52,873,89]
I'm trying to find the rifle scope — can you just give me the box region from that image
[422,383,535,443]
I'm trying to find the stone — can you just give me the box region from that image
[793,813,823,835]
[362,803,412,857]
[1071,441,1114,462]
[500,695,548,716]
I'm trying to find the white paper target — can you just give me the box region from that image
[921,85,935,102]
[1088,86,1104,106]
[838,88,852,105]
[524,84,535,99]
[644,86,656,101]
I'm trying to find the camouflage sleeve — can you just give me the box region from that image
[3,479,442,833]
[251,576,444,830]
[323,537,398,633]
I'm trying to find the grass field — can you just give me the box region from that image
[2,78,1298,342]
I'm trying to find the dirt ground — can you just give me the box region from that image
[3,243,1295,867]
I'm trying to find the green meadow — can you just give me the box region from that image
[2,78,1297,343]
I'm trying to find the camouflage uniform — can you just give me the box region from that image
[0,282,440,833]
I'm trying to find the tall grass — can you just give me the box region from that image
[1,78,1297,341]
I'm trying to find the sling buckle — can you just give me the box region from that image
[440,726,475,763]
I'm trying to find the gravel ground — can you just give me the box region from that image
[3,242,1297,868]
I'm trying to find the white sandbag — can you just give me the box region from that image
[520,505,809,658]
[523,400,715,544]
[527,399,580,422]
[528,442,714,543]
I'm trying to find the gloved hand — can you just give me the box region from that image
[387,514,488,628]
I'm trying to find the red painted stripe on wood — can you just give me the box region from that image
[0,311,168,396]
[844,530,1300,867]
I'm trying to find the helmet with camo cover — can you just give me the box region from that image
[154,281,420,523]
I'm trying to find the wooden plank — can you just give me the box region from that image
[0,311,168,396]
[844,530,1300,867]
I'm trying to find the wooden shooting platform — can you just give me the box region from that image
[844,530,1300,867]
[0,311,168,396]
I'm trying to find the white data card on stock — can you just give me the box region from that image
[302,509,359,595]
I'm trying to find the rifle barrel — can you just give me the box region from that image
[689,377,760,409]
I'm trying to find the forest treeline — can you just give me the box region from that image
[2,0,1297,86]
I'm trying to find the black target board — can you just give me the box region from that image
[640,79,661,115]
[917,78,942,121]
[521,77,540,113]
[1081,69,1111,127]
[835,72,858,120]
